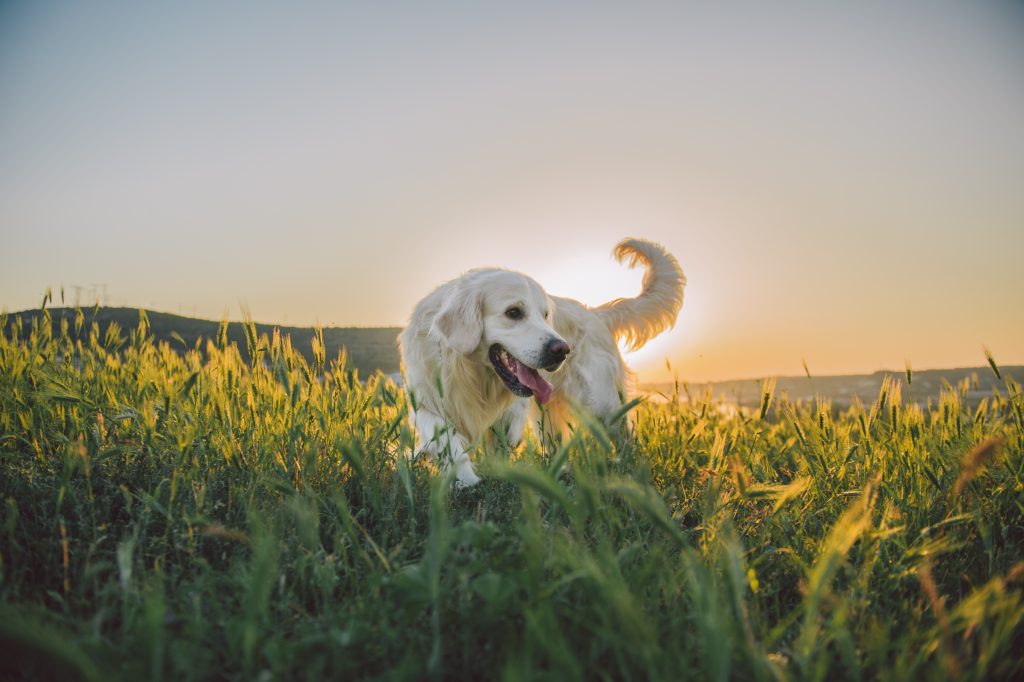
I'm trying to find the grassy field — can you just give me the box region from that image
[1,308,1022,681]
[6,307,403,377]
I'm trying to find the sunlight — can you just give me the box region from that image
[534,249,645,308]
[534,247,705,384]
[622,328,681,375]
[623,282,710,383]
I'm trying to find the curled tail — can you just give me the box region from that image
[595,238,686,351]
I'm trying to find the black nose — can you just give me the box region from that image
[546,339,570,363]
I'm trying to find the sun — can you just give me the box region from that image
[533,249,645,309]
[532,247,695,384]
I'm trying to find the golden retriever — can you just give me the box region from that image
[399,238,685,486]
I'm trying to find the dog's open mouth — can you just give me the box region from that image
[488,344,554,404]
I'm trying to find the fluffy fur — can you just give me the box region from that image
[399,238,685,486]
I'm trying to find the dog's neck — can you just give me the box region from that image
[439,350,514,441]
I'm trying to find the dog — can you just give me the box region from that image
[399,238,685,487]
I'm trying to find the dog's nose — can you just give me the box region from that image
[546,339,570,362]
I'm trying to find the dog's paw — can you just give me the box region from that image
[454,465,482,489]
[454,473,481,490]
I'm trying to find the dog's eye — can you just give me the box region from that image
[505,306,524,320]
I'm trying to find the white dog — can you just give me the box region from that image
[399,238,685,486]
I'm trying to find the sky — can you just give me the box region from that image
[1,1,1022,383]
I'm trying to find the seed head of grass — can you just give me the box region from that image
[982,346,1001,380]
[759,377,776,420]
[953,436,1003,496]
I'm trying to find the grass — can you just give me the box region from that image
[1,307,1022,680]
[6,306,403,377]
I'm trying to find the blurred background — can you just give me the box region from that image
[2,1,1022,382]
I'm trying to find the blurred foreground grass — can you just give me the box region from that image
[1,308,1022,680]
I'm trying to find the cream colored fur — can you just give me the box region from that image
[399,238,685,487]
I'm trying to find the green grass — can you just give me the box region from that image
[6,306,403,377]
[1,308,1022,680]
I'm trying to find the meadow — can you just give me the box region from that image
[1,308,1022,680]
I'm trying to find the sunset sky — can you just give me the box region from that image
[2,1,1022,383]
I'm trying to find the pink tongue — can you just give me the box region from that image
[514,362,554,404]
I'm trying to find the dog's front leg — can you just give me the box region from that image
[495,399,530,448]
[412,408,481,488]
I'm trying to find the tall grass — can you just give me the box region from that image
[1,308,1022,680]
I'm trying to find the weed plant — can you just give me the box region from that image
[1,308,1021,680]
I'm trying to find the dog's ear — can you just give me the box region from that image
[432,284,483,355]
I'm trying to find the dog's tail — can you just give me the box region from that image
[595,238,686,352]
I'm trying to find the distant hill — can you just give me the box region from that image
[642,365,1023,408]
[3,307,403,378]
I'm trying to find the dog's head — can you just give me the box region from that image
[431,269,570,403]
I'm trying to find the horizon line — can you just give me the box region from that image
[3,304,1019,386]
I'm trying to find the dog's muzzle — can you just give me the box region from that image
[540,338,570,371]
[489,344,560,404]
